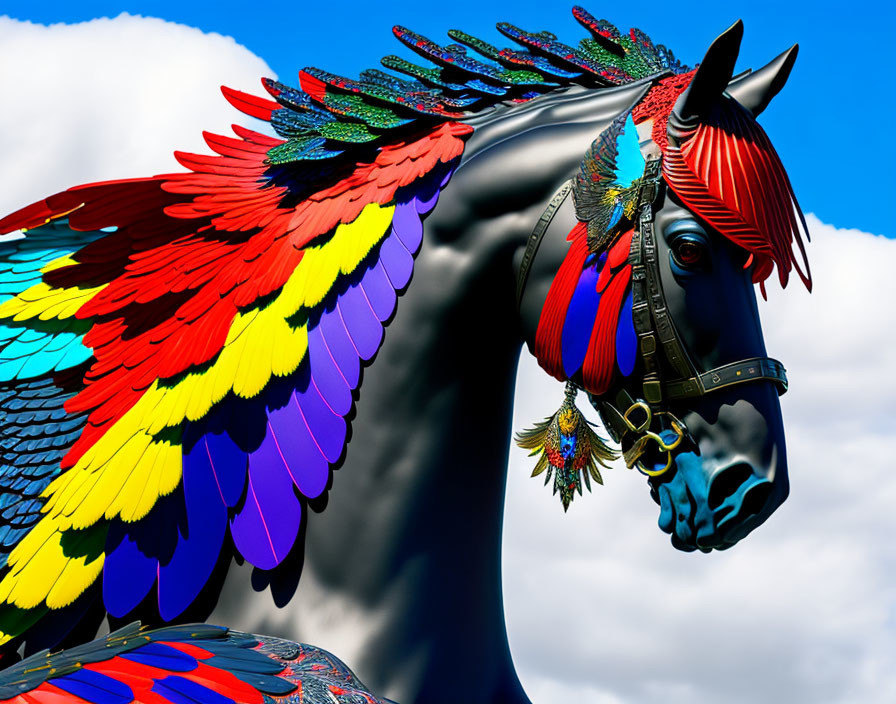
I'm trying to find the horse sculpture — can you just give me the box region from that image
[0,7,809,704]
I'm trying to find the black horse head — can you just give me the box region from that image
[521,21,810,552]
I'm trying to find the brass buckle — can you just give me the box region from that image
[622,401,652,434]
[620,402,685,477]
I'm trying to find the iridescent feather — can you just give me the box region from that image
[515,382,616,511]
[573,111,645,251]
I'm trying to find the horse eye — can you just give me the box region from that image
[671,237,708,269]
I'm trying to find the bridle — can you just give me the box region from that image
[517,156,788,477]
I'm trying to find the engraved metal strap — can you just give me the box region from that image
[664,357,788,398]
[629,158,672,405]
[516,179,573,311]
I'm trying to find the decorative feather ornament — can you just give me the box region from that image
[515,382,616,511]
[573,111,646,252]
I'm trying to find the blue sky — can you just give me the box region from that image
[4,0,894,236]
[0,7,893,702]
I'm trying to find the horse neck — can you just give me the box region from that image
[207,82,654,704]
[210,175,529,701]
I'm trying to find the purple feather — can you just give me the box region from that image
[413,168,443,215]
[265,397,331,499]
[379,231,414,289]
[416,191,438,215]
[361,262,397,323]
[157,443,227,621]
[392,200,424,253]
[293,382,345,464]
[336,285,382,361]
[616,287,637,376]
[439,165,454,188]
[230,445,301,570]
[561,256,604,378]
[318,308,360,389]
[307,324,352,416]
[359,260,396,323]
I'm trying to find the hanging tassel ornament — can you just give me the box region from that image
[514,382,617,511]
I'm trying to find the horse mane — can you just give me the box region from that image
[220,6,690,166]
[225,5,807,294]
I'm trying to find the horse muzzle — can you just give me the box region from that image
[647,445,789,552]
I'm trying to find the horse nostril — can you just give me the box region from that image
[707,462,754,511]
[740,480,773,518]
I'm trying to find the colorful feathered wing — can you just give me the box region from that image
[0,622,392,704]
[0,73,470,646]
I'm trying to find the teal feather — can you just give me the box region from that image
[0,220,103,382]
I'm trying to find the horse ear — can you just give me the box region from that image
[725,44,799,117]
[672,19,744,124]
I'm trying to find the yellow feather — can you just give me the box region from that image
[0,255,104,322]
[44,459,99,517]
[114,439,180,523]
[108,439,165,521]
[41,291,94,320]
[0,282,106,322]
[0,518,105,610]
[46,554,104,609]
[0,515,56,583]
[286,202,394,311]
[41,255,78,273]
[55,465,102,520]
[185,368,214,421]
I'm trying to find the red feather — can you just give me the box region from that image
[220,85,279,122]
[534,222,588,381]
[664,103,811,291]
[0,119,471,468]
[607,229,633,268]
[297,70,328,103]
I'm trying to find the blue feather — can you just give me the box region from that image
[615,288,637,376]
[561,254,605,378]
[151,676,235,704]
[120,642,198,672]
[52,669,133,704]
[157,441,228,621]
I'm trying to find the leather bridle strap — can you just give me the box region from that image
[630,159,788,406]
[665,357,788,398]
[516,179,573,311]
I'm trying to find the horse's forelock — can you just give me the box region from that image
[634,73,811,292]
[664,100,811,292]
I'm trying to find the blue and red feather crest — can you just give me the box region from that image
[535,108,644,397]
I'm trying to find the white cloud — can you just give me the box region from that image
[504,217,896,703]
[0,13,274,219]
[0,14,893,704]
